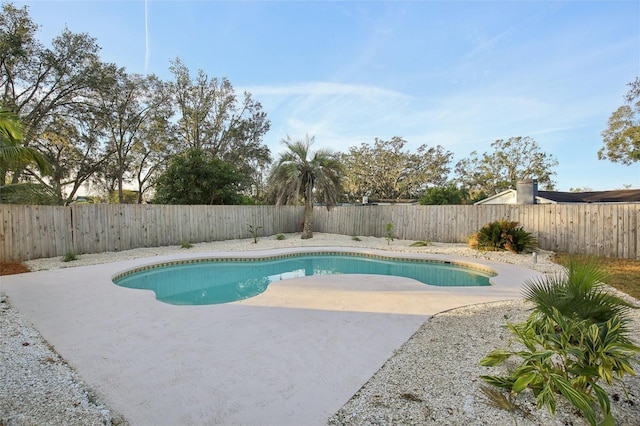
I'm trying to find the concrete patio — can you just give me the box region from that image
[1,247,541,425]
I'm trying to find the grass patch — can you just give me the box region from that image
[552,253,640,300]
[410,240,430,247]
[351,236,362,242]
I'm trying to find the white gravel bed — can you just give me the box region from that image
[3,233,639,425]
[0,294,127,426]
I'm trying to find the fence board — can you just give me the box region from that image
[1,203,639,261]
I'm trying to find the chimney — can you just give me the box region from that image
[516,179,538,204]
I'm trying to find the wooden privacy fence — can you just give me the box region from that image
[1,203,638,261]
[1,204,304,262]
[314,204,639,260]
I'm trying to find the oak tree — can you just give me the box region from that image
[455,136,557,196]
[341,137,452,202]
[599,77,640,165]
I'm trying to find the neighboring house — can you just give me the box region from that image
[475,180,640,205]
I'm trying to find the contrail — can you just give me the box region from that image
[145,0,150,73]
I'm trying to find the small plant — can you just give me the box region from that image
[478,385,522,417]
[276,233,286,240]
[180,241,193,249]
[351,236,362,242]
[62,251,78,262]
[468,220,537,253]
[410,240,430,247]
[248,224,262,244]
[480,260,639,425]
[386,223,394,245]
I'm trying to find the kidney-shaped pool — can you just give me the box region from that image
[113,252,496,305]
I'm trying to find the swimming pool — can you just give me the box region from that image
[113,252,496,305]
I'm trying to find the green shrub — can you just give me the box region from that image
[247,224,262,243]
[62,251,78,262]
[386,223,394,245]
[276,234,286,240]
[469,220,537,253]
[480,260,639,425]
[180,241,193,249]
[351,236,362,242]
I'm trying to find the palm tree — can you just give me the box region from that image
[523,258,637,327]
[0,108,51,179]
[269,135,342,239]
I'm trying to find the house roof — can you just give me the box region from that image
[538,189,640,203]
[474,188,640,204]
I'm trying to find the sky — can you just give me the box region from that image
[13,0,640,191]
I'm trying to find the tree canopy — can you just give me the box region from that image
[418,184,469,205]
[268,135,342,239]
[599,77,640,166]
[455,136,558,196]
[153,149,249,205]
[0,3,271,204]
[341,137,452,202]
[169,58,272,177]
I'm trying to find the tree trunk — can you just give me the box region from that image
[118,177,124,203]
[301,201,313,239]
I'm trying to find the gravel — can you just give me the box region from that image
[0,294,127,426]
[3,233,639,425]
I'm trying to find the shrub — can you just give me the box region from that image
[247,224,262,243]
[469,220,537,253]
[62,251,78,262]
[276,234,286,240]
[480,260,639,425]
[351,236,362,242]
[386,223,394,245]
[180,241,193,249]
[410,240,430,247]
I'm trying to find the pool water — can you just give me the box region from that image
[113,253,494,305]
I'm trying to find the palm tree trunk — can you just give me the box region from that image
[301,200,313,239]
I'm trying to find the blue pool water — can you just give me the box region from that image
[113,253,494,305]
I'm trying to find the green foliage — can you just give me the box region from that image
[351,236,362,242]
[480,261,639,425]
[180,241,193,249]
[455,136,558,195]
[247,224,262,243]
[410,240,430,247]
[62,251,78,262]
[599,77,640,165]
[340,136,453,201]
[418,184,468,205]
[268,135,342,239]
[478,385,520,415]
[107,190,138,204]
[386,223,394,245]
[275,234,286,240]
[153,149,249,205]
[0,183,59,205]
[468,220,537,253]
[0,108,51,178]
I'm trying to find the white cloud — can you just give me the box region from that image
[245,82,410,100]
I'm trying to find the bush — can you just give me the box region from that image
[480,260,639,425]
[62,251,78,262]
[469,220,537,253]
[276,234,286,240]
